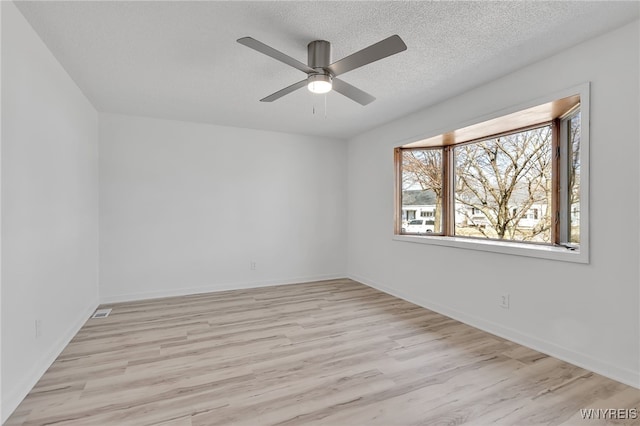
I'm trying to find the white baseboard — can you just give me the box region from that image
[2,299,100,423]
[99,273,347,304]
[349,273,640,390]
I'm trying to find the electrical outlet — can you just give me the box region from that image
[35,319,43,338]
[500,293,510,309]
[250,261,256,271]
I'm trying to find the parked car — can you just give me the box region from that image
[405,218,435,234]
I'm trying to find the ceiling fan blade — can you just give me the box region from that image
[327,35,407,77]
[237,37,315,74]
[260,79,308,102]
[331,78,375,106]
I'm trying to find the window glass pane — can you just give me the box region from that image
[401,149,443,234]
[568,112,581,244]
[454,126,552,242]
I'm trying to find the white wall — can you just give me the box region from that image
[1,1,99,422]
[347,20,640,388]
[99,114,347,302]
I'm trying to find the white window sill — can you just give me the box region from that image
[392,234,588,264]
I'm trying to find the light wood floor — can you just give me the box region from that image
[6,279,639,426]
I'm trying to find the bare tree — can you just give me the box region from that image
[454,126,552,241]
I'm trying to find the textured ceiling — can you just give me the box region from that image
[15,1,640,139]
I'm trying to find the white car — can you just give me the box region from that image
[405,218,435,234]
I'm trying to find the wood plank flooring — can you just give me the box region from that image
[6,279,639,425]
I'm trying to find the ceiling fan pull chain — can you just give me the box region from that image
[324,94,327,118]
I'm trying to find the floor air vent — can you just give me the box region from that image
[91,308,112,319]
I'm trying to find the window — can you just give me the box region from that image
[401,149,443,233]
[454,124,552,242]
[394,86,589,262]
[565,110,581,245]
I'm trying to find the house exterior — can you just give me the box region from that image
[455,203,549,229]
[402,190,550,231]
[401,190,438,222]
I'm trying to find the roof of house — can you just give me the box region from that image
[402,190,437,206]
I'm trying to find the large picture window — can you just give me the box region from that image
[395,88,588,261]
[454,125,552,243]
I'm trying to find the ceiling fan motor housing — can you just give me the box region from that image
[308,40,331,74]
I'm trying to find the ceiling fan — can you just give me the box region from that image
[237,35,407,106]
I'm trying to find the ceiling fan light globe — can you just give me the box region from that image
[307,74,332,94]
[308,81,332,94]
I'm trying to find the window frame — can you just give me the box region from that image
[451,122,556,244]
[558,106,582,248]
[393,83,590,263]
[398,147,446,235]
